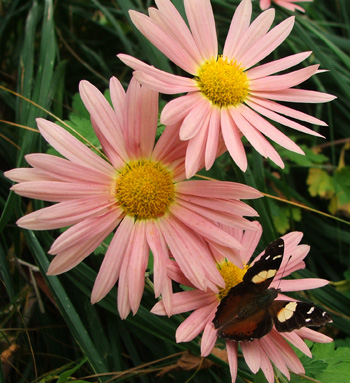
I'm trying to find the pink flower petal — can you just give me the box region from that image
[209,242,243,269]
[171,203,245,250]
[241,16,295,69]
[177,194,258,218]
[47,211,119,275]
[161,93,202,126]
[118,54,196,91]
[16,197,117,230]
[79,80,128,167]
[250,65,319,91]
[4,168,56,182]
[278,278,329,291]
[295,327,333,343]
[234,8,275,62]
[259,348,275,383]
[176,303,215,342]
[11,181,111,202]
[246,98,325,137]
[25,153,113,185]
[251,88,336,103]
[223,0,252,59]
[152,122,187,168]
[205,108,221,170]
[230,107,285,168]
[260,336,290,379]
[117,253,131,319]
[177,198,257,231]
[180,98,211,141]
[184,115,208,178]
[128,220,149,315]
[129,10,199,74]
[241,340,261,373]
[151,0,202,65]
[159,215,223,290]
[226,341,238,383]
[152,289,215,316]
[36,119,114,175]
[109,77,125,130]
[267,330,305,374]
[201,316,219,357]
[184,0,217,60]
[49,209,120,255]
[260,0,271,10]
[239,104,305,154]
[91,216,134,303]
[124,78,159,158]
[281,331,312,357]
[176,180,262,200]
[247,51,312,79]
[221,108,247,171]
[146,220,169,298]
[247,97,328,126]
[240,222,263,264]
[166,260,194,288]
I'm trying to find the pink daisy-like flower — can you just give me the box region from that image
[5,77,261,319]
[118,0,335,178]
[152,222,332,382]
[260,0,313,13]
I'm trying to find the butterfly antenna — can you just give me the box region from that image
[276,254,292,292]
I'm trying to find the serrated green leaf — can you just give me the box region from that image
[333,167,350,205]
[307,168,335,198]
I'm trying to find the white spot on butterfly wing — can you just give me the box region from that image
[277,302,297,322]
[251,269,277,283]
[307,307,315,315]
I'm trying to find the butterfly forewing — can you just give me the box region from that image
[243,238,284,290]
[270,301,333,333]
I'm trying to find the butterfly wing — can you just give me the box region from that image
[213,238,285,341]
[213,282,256,330]
[270,300,332,333]
[216,306,274,341]
[243,238,284,290]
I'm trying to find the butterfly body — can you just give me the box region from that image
[213,238,332,341]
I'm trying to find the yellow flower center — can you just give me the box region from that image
[115,160,175,219]
[217,260,249,300]
[195,56,249,108]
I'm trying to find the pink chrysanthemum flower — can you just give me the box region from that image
[5,77,261,318]
[118,0,335,178]
[152,223,332,382]
[260,0,313,13]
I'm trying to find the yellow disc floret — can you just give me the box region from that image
[195,56,249,108]
[116,160,175,219]
[217,260,249,300]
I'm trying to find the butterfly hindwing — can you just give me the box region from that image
[243,238,284,290]
[213,281,261,332]
[270,300,333,333]
[217,307,273,341]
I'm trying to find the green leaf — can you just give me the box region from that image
[56,358,87,383]
[307,168,335,198]
[333,167,350,205]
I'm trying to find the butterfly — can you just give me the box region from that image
[213,238,332,341]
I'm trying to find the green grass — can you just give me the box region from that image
[1,0,350,382]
